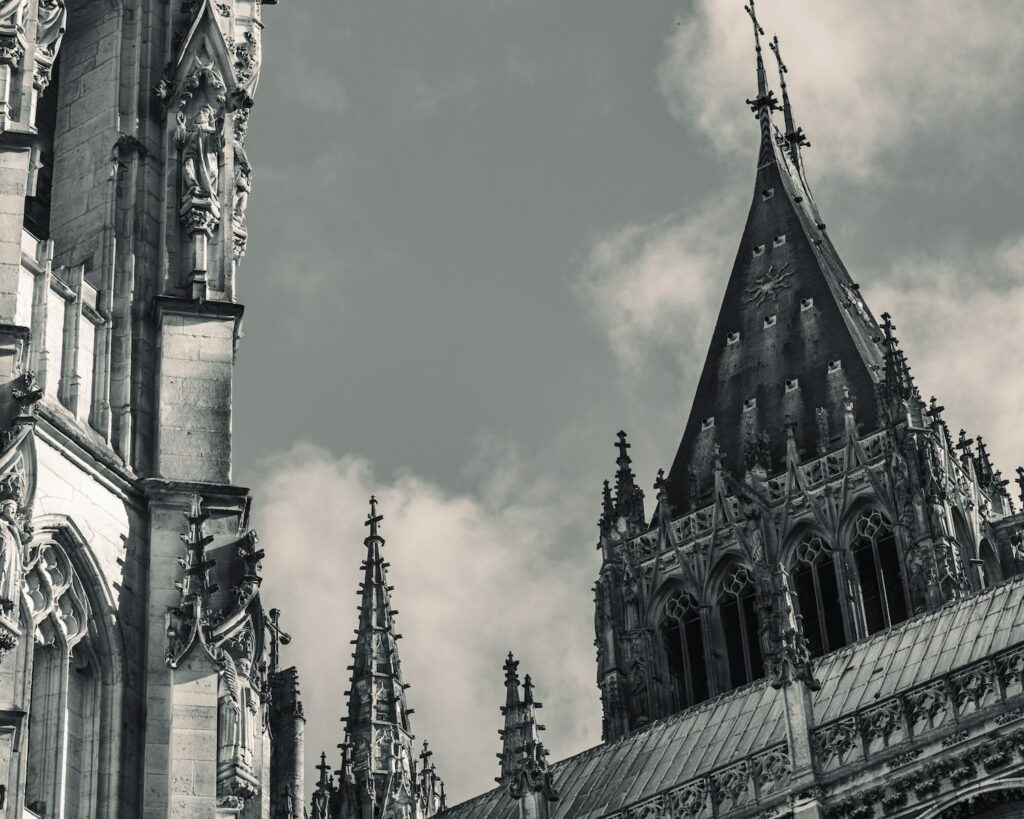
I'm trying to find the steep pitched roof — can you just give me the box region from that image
[664,61,885,513]
[439,576,1024,819]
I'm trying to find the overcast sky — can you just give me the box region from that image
[235,1,1024,804]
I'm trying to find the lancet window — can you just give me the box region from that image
[717,566,763,688]
[791,533,847,658]
[850,509,908,635]
[978,538,1002,589]
[22,536,100,819]
[659,588,708,708]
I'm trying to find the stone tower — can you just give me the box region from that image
[310,498,446,819]
[0,0,301,815]
[594,0,1022,743]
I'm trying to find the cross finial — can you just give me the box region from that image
[316,750,332,788]
[615,430,631,464]
[503,651,519,686]
[365,494,383,538]
[523,673,534,704]
[768,33,810,162]
[265,607,292,675]
[744,0,773,107]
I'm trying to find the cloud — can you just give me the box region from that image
[573,193,744,378]
[660,2,1024,179]
[575,184,1024,480]
[870,237,1024,477]
[254,438,603,804]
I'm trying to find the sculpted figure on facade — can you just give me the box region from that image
[217,647,259,801]
[175,104,224,224]
[35,0,65,58]
[232,140,252,224]
[0,466,30,614]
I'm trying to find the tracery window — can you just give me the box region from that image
[850,509,908,635]
[718,566,763,688]
[791,533,847,657]
[659,589,708,708]
[21,537,100,819]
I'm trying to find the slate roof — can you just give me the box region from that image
[664,116,885,513]
[439,576,1024,819]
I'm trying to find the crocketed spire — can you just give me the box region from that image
[496,653,558,810]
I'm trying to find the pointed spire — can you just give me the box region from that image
[1016,467,1024,508]
[310,751,335,819]
[879,313,915,400]
[976,437,995,486]
[769,35,810,170]
[612,431,645,531]
[343,496,420,815]
[496,656,558,807]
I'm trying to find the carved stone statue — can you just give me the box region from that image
[35,0,66,60]
[232,142,252,223]
[0,498,28,613]
[218,653,243,764]
[175,105,223,220]
[217,650,258,799]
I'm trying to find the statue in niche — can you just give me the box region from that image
[0,497,29,614]
[175,104,224,217]
[217,649,258,796]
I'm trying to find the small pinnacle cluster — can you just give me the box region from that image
[310,500,560,819]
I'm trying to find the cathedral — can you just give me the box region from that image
[0,0,304,815]
[307,4,1024,819]
[0,0,1021,816]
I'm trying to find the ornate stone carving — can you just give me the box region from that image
[0,0,26,70]
[175,105,224,234]
[232,139,251,225]
[859,699,903,749]
[664,780,708,818]
[905,680,949,730]
[708,762,749,812]
[750,745,790,797]
[949,662,994,714]
[217,645,260,802]
[812,717,859,769]
[32,0,65,89]
[0,487,30,612]
[996,646,1024,691]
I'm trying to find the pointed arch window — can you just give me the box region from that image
[718,566,763,688]
[791,533,846,657]
[659,589,708,708]
[978,538,1002,589]
[851,509,908,635]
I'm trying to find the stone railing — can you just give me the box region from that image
[603,742,791,819]
[619,430,892,566]
[812,643,1024,777]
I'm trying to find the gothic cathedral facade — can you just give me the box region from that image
[0,0,303,817]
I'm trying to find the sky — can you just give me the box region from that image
[234,1,1024,804]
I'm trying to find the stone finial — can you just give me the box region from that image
[496,658,559,807]
[611,431,645,533]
